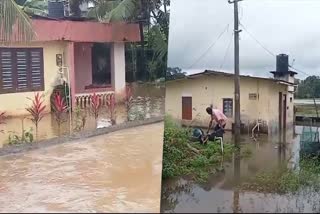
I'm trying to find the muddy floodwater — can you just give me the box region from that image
[161,126,320,213]
[0,83,164,148]
[0,122,163,213]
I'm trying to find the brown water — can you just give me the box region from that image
[0,83,165,148]
[0,122,163,213]
[161,126,320,213]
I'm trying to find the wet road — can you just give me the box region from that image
[0,122,163,213]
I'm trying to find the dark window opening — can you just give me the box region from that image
[249,93,257,100]
[0,48,44,94]
[182,96,192,120]
[91,43,111,86]
[223,98,233,117]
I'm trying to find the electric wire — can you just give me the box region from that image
[219,32,234,69]
[188,24,230,69]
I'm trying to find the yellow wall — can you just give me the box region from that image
[165,75,292,133]
[0,41,68,116]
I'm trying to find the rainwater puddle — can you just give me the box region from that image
[161,126,320,213]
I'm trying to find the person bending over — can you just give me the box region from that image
[200,107,227,144]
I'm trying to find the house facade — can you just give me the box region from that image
[0,17,140,116]
[166,69,296,135]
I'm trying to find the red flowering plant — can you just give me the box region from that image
[124,85,134,121]
[106,93,116,125]
[90,93,101,122]
[0,111,6,133]
[52,92,68,135]
[26,93,46,137]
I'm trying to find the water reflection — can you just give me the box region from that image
[0,83,164,148]
[161,126,320,213]
[233,148,241,213]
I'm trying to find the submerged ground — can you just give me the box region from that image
[161,125,320,213]
[0,122,163,213]
[0,83,165,148]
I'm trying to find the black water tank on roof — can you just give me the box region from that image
[276,54,289,73]
[48,0,65,19]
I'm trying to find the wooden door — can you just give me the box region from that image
[182,96,192,120]
[279,92,283,133]
[283,94,287,131]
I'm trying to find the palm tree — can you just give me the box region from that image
[0,0,34,43]
[88,0,169,81]
[87,0,137,22]
[22,0,48,16]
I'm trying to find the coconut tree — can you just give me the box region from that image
[21,0,48,16]
[88,0,169,81]
[0,0,34,42]
[21,0,85,17]
[87,0,137,22]
[88,0,148,80]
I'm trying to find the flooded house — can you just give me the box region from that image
[0,2,140,117]
[166,54,297,135]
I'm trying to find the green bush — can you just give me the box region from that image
[241,158,320,194]
[162,115,234,181]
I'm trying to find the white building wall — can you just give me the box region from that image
[111,42,126,97]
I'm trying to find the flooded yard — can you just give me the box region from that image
[0,122,163,213]
[161,126,320,213]
[0,83,164,148]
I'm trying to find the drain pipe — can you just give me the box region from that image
[58,66,73,134]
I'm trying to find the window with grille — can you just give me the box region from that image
[223,98,233,117]
[249,93,257,100]
[0,48,44,94]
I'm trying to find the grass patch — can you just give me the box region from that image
[295,104,319,117]
[162,116,234,182]
[241,157,320,194]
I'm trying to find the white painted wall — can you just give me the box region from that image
[111,42,126,96]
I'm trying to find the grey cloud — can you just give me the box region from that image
[167,0,320,79]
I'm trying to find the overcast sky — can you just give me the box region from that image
[167,0,320,79]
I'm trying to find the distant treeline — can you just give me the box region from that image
[295,76,320,99]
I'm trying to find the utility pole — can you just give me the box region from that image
[228,0,242,146]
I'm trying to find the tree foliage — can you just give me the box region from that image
[295,76,320,99]
[89,0,169,81]
[12,0,169,81]
[88,0,138,22]
[0,0,34,43]
[166,67,186,80]
[22,0,47,16]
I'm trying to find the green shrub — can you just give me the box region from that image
[162,115,234,181]
[241,158,320,194]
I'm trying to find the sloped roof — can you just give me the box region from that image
[168,69,296,86]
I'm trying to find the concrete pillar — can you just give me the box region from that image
[111,42,126,99]
[68,42,76,109]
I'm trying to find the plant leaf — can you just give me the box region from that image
[0,0,34,43]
